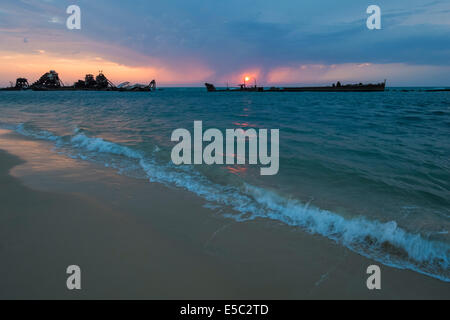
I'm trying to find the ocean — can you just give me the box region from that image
[0,88,449,282]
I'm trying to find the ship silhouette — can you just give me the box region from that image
[205,80,387,92]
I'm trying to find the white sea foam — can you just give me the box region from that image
[13,124,450,281]
[16,123,61,142]
[71,133,142,159]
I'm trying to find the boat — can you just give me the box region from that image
[115,80,157,92]
[0,78,30,91]
[205,80,386,92]
[205,83,264,92]
[0,70,157,92]
[71,72,156,91]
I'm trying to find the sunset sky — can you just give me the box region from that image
[0,0,449,86]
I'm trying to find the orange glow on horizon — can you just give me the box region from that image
[0,51,213,86]
[218,70,261,86]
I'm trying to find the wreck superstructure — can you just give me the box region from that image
[1,70,157,92]
[116,79,157,91]
[32,70,65,90]
[0,78,30,91]
[73,72,116,90]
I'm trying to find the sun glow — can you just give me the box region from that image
[0,50,214,87]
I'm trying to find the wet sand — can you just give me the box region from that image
[0,129,448,299]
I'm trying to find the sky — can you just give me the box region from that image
[0,0,449,86]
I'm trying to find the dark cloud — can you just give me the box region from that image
[1,0,449,83]
[74,0,450,71]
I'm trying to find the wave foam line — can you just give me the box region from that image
[13,124,450,282]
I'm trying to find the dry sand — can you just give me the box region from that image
[0,129,448,299]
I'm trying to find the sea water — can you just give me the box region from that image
[0,88,449,281]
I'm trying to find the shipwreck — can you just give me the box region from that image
[205,80,387,92]
[1,70,157,92]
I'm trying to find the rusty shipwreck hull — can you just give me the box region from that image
[205,81,386,92]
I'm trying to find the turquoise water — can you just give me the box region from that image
[0,88,449,281]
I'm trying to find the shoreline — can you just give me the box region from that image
[0,129,448,299]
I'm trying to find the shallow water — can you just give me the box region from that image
[0,88,449,281]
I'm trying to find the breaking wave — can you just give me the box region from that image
[12,123,450,282]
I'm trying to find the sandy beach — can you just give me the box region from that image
[0,128,448,299]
